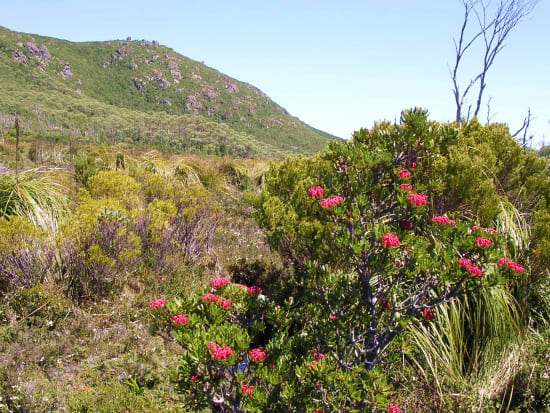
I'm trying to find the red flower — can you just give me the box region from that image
[388,403,402,413]
[411,162,417,169]
[313,352,325,361]
[423,309,435,321]
[400,220,414,230]
[149,299,167,310]
[467,265,484,277]
[247,286,262,294]
[320,195,344,209]
[508,262,525,274]
[449,220,456,226]
[498,258,513,267]
[329,314,337,321]
[202,293,219,303]
[432,215,450,225]
[458,258,472,268]
[211,277,229,289]
[241,383,254,396]
[172,314,190,325]
[382,233,400,248]
[475,237,492,247]
[308,186,325,198]
[219,298,232,309]
[249,348,266,362]
[207,341,234,360]
[408,193,428,206]
[399,183,413,192]
[398,169,411,179]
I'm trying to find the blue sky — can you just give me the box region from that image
[2,0,548,145]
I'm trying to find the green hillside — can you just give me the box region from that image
[0,26,338,158]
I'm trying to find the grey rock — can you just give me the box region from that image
[162,99,172,106]
[225,83,239,93]
[25,41,40,54]
[13,50,27,65]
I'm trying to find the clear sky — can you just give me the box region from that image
[1,0,549,146]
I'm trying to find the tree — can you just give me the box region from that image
[451,0,538,123]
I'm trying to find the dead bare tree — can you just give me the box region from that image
[451,0,538,123]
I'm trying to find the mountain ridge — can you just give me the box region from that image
[0,26,339,158]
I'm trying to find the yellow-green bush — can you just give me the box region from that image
[87,170,141,208]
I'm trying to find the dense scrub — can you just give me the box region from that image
[0,110,549,412]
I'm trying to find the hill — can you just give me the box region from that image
[0,26,338,158]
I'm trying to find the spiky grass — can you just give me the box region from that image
[407,285,523,405]
[0,169,69,232]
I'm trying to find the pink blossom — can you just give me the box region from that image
[400,220,413,230]
[382,233,400,248]
[432,215,450,225]
[211,277,229,289]
[319,195,344,209]
[219,298,232,309]
[172,314,190,325]
[313,352,325,361]
[458,258,472,268]
[190,372,201,382]
[399,183,413,192]
[475,237,492,247]
[207,341,234,360]
[149,299,167,310]
[467,265,484,277]
[508,262,525,274]
[449,220,456,226]
[241,383,255,396]
[202,293,219,303]
[329,314,337,321]
[408,193,428,206]
[472,225,484,232]
[247,286,262,294]
[388,404,402,413]
[423,309,435,321]
[486,228,501,234]
[498,258,513,267]
[398,169,411,179]
[307,186,325,198]
[249,348,266,362]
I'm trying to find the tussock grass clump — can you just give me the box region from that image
[0,169,69,232]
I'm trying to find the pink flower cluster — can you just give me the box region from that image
[172,314,190,325]
[313,352,325,361]
[406,160,417,169]
[458,258,484,277]
[475,237,492,247]
[249,348,266,362]
[398,169,411,179]
[388,403,402,413]
[423,309,435,321]
[431,216,456,226]
[399,183,413,192]
[408,193,428,206]
[382,233,400,248]
[219,298,232,309]
[149,299,167,310]
[202,293,219,303]
[320,195,344,209]
[498,258,525,273]
[207,341,234,360]
[190,372,201,382]
[472,225,500,235]
[307,186,325,198]
[211,277,229,289]
[241,383,255,396]
[235,284,263,294]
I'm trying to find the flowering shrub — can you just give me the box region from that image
[154,109,523,412]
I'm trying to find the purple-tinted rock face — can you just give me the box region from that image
[156,78,170,90]
[131,63,138,70]
[13,50,27,65]
[133,79,145,90]
[186,95,202,108]
[38,44,51,61]
[204,91,219,102]
[163,99,172,106]
[61,64,73,79]
[225,83,239,93]
[25,41,40,54]
[208,108,217,116]
[170,70,182,80]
